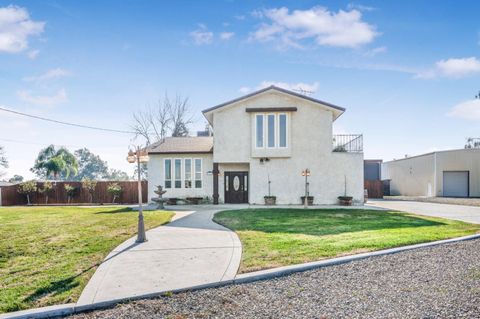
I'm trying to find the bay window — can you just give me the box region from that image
[164,159,172,188]
[194,158,202,188]
[184,159,192,188]
[174,159,182,188]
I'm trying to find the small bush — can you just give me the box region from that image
[64,184,78,204]
[82,178,97,203]
[17,180,37,205]
[38,181,53,204]
[107,183,122,204]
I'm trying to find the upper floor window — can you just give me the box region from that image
[255,113,288,149]
[256,114,264,148]
[279,113,287,148]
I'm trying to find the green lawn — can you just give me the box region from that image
[0,206,173,313]
[213,208,480,273]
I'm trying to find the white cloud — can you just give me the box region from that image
[239,81,320,94]
[27,49,39,59]
[239,86,251,94]
[416,57,480,79]
[346,3,376,12]
[220,32,234,40]
[363,46,386,57]
[23,68,70,82]
[235,15,246,20]
[258,81,319,93]
[250,6,378,48]
[0,5,45,53]
[447,99,480,120]
[190,24,213,45]
[17,88,68,106]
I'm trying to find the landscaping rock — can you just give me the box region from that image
[69,238,480,318]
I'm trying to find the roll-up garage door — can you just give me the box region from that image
[443,171,469,197]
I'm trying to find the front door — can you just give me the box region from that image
[224,172,248,203]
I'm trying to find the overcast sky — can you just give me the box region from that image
[1,0,480,179]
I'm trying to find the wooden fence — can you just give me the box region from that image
[364,180,384,199]
[0,181,148,206]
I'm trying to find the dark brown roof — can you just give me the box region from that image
[147,137,213,154]
[202,85,346,114]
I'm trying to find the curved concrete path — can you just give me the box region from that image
[77,206,242,306]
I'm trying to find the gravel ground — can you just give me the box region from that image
[70,239,480,319]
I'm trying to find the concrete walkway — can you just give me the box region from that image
[368,199,480,224]
[77,206,242,306]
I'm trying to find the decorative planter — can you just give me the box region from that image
[338,196,353,206]
[167,198,178,205]
[301,196,314,205]
[264,196,277,205]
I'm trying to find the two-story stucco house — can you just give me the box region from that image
[147,86,364,205]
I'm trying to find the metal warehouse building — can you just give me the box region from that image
[382,149,480,198]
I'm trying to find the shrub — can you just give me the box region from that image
[38,181,53,204]
[81,178,97,203]
[64,184,77,204]
[107,182,122,204]
[17,180,37,205]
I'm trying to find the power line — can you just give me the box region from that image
[0,106,134,134]
[0,137,127,149]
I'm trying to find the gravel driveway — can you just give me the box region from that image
[70,238,480,319]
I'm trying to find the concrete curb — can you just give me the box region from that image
[2,233,480,319]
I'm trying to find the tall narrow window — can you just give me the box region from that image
[267,114,275,147]
[256,114,264,148]
[174,159,182,188]
[279,114,287,147]
[184,159,192,188]
[194,159,202,188]
[164,159,172,188]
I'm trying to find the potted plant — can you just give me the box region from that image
[82,178,97,203]
[338,175,353,206]
[107,182,122,204]
[64,184,77,204]
[39,181,53,204]
[17,180,37,205]
[264,174,276,205]
[300,196,314,205]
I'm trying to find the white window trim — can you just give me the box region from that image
[174,158,182,189]
[255,113,289,149]
[194,158,203,189]
[278,113,288,148]
[255,114,265,149]
[266,113,276,149]
[184,158,192,189]
[164,158,172,188]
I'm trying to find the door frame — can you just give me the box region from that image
[224,171,249,204]
[442,170,470,198]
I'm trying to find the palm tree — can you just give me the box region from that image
[32,145,79,180]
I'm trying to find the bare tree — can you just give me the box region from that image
[131,93,193,144]
[170,94,193,137]
[0,146,8,178]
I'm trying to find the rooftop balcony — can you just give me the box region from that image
[333,134,363,153]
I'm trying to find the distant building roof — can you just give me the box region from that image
[147,137,213,154]
[0,181,13,187]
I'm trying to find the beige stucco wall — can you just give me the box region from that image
[147,153,213,202]
[382,154,435,196]
[210,90,364,205]
[382,149,480,197]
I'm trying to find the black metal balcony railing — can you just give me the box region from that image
[333,134,363,153]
